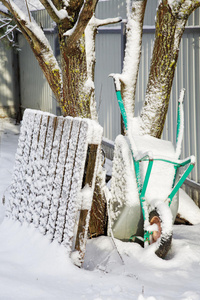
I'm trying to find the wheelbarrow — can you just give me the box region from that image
[109,78,195,258]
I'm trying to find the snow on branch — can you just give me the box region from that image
[39,0,69,23]
[2,0,53,51]
[0,18,12,29]
[110,0,147,119]
[0,22,17,42]
[85,15,121,77]
[93,16,122,28]
[85,15,121,120]
[64,0,97,49]
[109,73,122,91]
[168,0,200,16]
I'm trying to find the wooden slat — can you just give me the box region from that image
[7,109,103,265]
[61,120,88,249]
[12,110,37,221]
[74,144,98,264]
[47,117,73,241]
[54,118,83,246]
[23,112,43,223]
[45,116,66,236]
[31,115,56,228]
[8,110,31,217]
[38,116,58,234]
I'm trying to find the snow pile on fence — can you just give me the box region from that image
[6,109,102,265]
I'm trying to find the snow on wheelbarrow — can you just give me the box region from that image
[108,78,195,258]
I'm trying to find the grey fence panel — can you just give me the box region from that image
[143,0,158,26]
[95,30,122,141]
[135,31,155,114]
[18,33,57,115]
[31,9,55,29]
[96,0,126,20]
[187,8,200,26]
[0,42,15,117]
[96,0,158,26]
[162,30,200,185]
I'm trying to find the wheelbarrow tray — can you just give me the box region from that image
[110,134,177,240]
[110,133,195,242]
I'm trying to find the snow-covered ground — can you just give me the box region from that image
[0,119,200,300]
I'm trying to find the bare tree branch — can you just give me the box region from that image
[85,15,122,120]
[169,0,200,16]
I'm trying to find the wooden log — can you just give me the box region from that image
[74,144,98,264]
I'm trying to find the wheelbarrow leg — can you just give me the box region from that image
[168,162,195,206]
[139,159,154,246]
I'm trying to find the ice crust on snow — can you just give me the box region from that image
[7,109,102,264]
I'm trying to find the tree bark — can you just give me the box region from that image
[61,35,91,118]
[140,1,200,138]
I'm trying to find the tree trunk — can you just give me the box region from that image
[61,36,91,118]
[89,173,107,237]
[140,1,200,138]
[140,2,186,138]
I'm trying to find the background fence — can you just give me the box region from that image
[0,1,200,204]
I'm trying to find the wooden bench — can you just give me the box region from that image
[6,109,103,266]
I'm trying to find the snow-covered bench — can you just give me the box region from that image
[6,109,103,266]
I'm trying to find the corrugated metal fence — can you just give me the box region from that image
[0,1,199,203]
[0,43,15,117]
[134,26,200,204]
[95,1,200,204]
[18,32,57,114]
